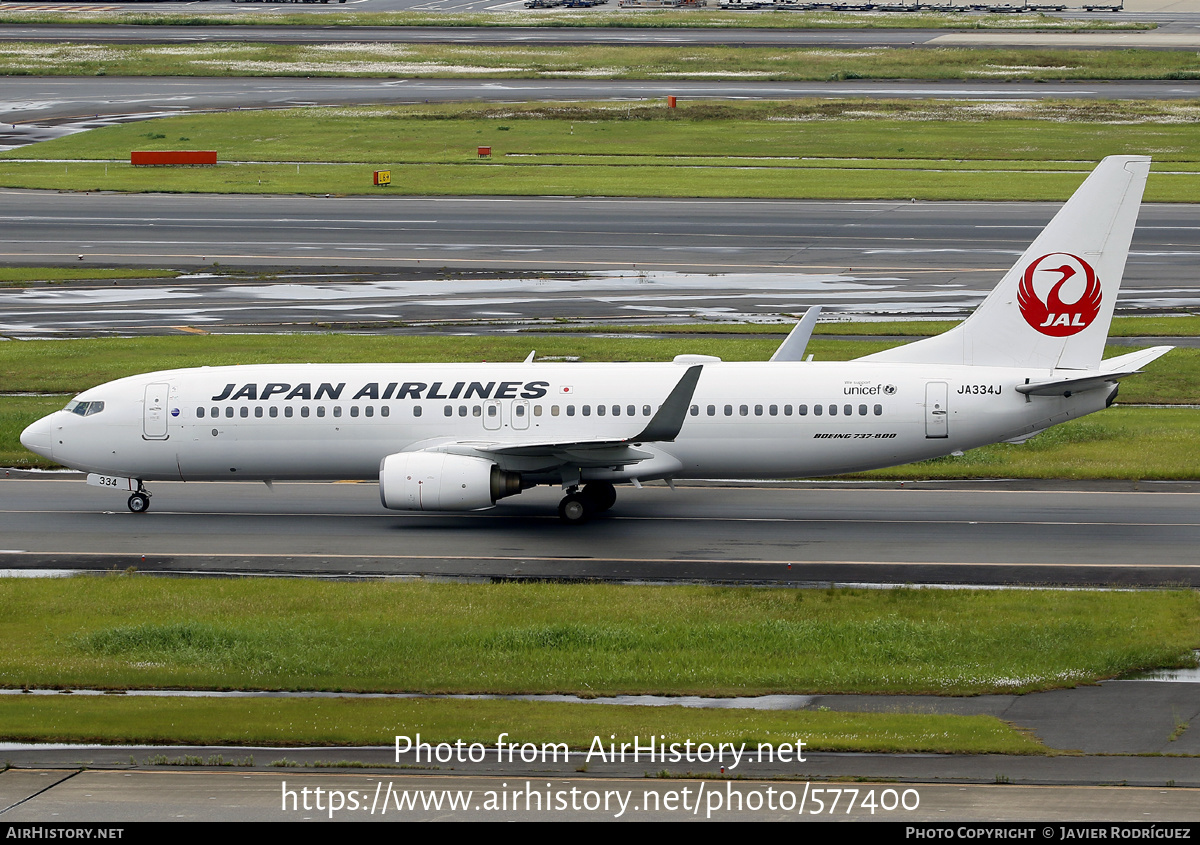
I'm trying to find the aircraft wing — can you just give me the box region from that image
[1016,346,1173,397]
[412,364,703,468]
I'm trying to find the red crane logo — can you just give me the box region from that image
[1017,253,1102,337]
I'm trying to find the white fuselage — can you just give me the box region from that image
[37,360,1109,484]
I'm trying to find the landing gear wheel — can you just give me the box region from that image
[127,492,150,514]
[582,481,617,512]
[557,493,591,524]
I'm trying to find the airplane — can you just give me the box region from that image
[19,155,1172,523]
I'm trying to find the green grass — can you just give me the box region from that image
[5,101,1197,201]
[1,578,1195,696]
[0,695,1042,754]
[1,43,1192,81]
[0,9,1154,31]
[16,100,1200,164]
[0,267,176,287]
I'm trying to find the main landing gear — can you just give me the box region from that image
[127,482,151,514]
[557,481,617,524]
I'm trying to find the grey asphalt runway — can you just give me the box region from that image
[2,476,1197,587]
[2,191,1198,279]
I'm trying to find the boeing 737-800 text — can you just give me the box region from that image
[20,156,1171,523]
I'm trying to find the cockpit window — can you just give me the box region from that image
[65,400,105,417]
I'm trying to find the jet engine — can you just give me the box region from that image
[379,452,521,512]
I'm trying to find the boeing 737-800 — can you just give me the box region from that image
[20,156,1172,523]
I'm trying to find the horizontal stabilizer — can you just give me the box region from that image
[1017,346,1173,397]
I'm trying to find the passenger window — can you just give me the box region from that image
[269,407,278,418]
[582,405,591,417]
[487,405,497,418]
[381,406,389,417]
[551,405,560,417]
[707,405,715,416]
[254,407,263,418]
[333,406,342,418]
[814,405,822,416]
[784,405,792,416]
[301,406,310,418]
[754,404,763,416]
[197,407,205,418]
[240,407,249,418]
[225,407,234,418]
[643,405,651,416]
[444,405,453,417]
[413,406,422,417]
[724,405,732,416]
[739,405,748,416]
[844,404,853,416]
[211,407,218,418]
[769,405,778,416]
[473,406,482,417]
[627,405,635,417]
[859,404,867,416]
[365,406,374,418]
[596,405,605,417]
[829,405,837,416]
[350,406,359,418]
[689,405,699,416]
[459,406,468,417]
[515,405,525,418]
[317,407,326,418]
[612,405,620,416]
[533,405,542,417]
[874,404,883,416]
[566,405,575,417]
[285,406,294,418]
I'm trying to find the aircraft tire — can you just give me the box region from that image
[128,493,150,514]
[583,481,617,512]
[557,493,590,524]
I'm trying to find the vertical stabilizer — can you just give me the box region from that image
[859,156,1150,370]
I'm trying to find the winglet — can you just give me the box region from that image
[770,306,822,362]
[631,365,703,443]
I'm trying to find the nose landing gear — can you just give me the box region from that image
[127,482,151,514]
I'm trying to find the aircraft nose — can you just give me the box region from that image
[20,416,53,460]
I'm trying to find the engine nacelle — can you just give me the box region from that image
[379,452,521,512]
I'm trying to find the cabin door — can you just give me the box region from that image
[925,381,948,439]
